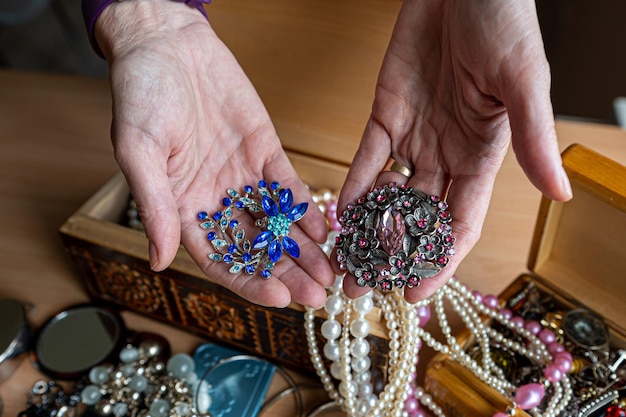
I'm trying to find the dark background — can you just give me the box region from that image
[2,1,626,125]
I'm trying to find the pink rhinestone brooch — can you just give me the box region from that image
[335,183,455,290]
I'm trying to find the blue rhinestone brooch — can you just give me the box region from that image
[335,183,455,291]
[197,180,308,279]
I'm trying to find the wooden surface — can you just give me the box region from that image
[1,6,626,413]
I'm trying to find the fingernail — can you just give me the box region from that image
[149,240,159,270]
[560,167,573,200]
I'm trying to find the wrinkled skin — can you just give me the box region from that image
[95,0,570,307]
[336,0,571,302]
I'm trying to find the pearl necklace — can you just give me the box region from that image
[305,275,574,417]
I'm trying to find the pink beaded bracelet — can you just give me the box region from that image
[81,0,211,58]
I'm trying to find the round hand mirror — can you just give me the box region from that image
[0,299,30,383]
[33,305,125,379]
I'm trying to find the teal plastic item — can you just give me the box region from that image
[193,343,276,417]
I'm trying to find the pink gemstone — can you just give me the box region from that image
[538,329,556,344]
[404,397,419,413]
[425,243,434,251]
[436,255,448,266]
[396,259,405,268]
[471,290,483,302]
[515,383,545,410]
[439,211,450,219]
[511,316,525,328]
[357,198,365,204]
[407,276,420,287]
[547,342,565,355]
[358,238,368,248]
[363,272,371,280]
[553,354,573,373]
[416,306,431,326]
[417,218,427,228]
[483,295,499,309]
[493,413,509,417]
[377,208,406,255]
[498,308,513,319]
[376,194,386,202]
[445,234,455,244]
[543,364,563,382]
[524,320,542,335]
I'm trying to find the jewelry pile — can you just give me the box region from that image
[306,184,581,417]
[21,335,210,417]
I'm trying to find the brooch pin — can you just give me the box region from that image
[197,180,308,279]
[335,183,455,290]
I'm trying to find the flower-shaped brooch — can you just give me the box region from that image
[335,183,455,290]
[198,180,308,279]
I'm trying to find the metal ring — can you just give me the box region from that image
[335,183,455,290]
[382,158,413,177]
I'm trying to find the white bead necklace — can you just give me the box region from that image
[305,276,574,417]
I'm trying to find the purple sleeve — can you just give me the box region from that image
[81,0,211,59]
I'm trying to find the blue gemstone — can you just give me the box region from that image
[261,269,272,279]
[279,188,293,214]
[245,265,256,274]
[229,219,239,228]
[235,201,245,210]
[282,236,300,258]
[258,180,268,188]
[228,244,238,253]
[213,211,223,221]
[242,252,252,262]
[244,185,253,193]
[252,230,274,249]
[268,239,283,263]
[287,202,308,222]
[270,181,280,190]
[222,197,232,206]
[262,195,279,217]
[207,231,217,241]
[223,254,234,263]
[197,211,208,220]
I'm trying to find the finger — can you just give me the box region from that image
[501,57,572,202]
[114,136,181,272]
[338,117,392,213]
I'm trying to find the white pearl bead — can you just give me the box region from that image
[350,338,370,358]
[352,356,371,373]
[323,341,340,361]
[350,318,370,338]
[321,319,341,340]
[353,295,373,314]
[324,294,343,315]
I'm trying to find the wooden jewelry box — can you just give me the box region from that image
[58,150,393,379]
[424,144,626,417]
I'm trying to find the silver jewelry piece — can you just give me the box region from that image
[335,183,455,290]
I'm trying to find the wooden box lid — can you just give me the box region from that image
[527,143,626,331]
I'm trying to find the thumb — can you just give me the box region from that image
[116,148,181,271]
[503,60,572,202]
